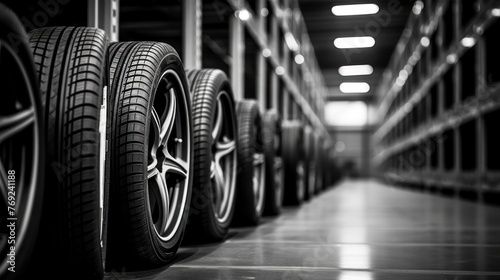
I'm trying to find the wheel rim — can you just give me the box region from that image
[210,91,237,223]
[253,152,265,214]
[0,41,40,272]
[273,156,283,207]
[147,69,190,241]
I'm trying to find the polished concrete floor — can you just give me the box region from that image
[109,180,500,279]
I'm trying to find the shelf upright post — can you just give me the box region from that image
[257,0,267,112]
[183,0,202,69]
[88,0,119,42]
[230,0,244,101]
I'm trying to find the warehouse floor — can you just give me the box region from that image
[109,180,500,279]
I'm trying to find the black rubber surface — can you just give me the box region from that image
[282,120,305,206]
[262,109,283,216]
[303,125,315,201]
[28,26,107,279]
[0,5,44,280]
[106,42,193,269]
[184,69,237,242]
[233,99,264,226]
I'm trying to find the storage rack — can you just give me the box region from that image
[374,0,500,199]
[7,0,328,135]
[89,0,329,136]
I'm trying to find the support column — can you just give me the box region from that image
[88,0,119,42]
[183,0,202,69]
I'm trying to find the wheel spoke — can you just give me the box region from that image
[151,172,170,235]
[274,157,283,170]
[210,160,225,213]
[0,108,34,143]
[215,140,236,159]
[147,166,160,179]
[163,152,188,180]
[253,153,265,167]
[253,174,259,195]
[212,99,223,141]
[149,108,162,168]
[161,89,177,145]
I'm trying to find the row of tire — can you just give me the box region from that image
[0,6,339,279]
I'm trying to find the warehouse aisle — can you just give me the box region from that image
[117,180,500,279]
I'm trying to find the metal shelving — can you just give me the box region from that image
[12,0,328,135]
[374,0,500,194]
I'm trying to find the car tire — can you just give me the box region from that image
[0,6,44,279]
[282,120,305,206]
[106,42,193,269]
[314,134,324,195]
[183,69,238,242]
[262,110,284,216]
[27,26,107,279]
[303,125,315,201]
[232,100,265,226]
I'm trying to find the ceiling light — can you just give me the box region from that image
[461,37,476,48]
[294,54,305,65]
[261,8,269,17]
[420,36,430,47]
[446,53,458,64]
[399,69,409,80]
[339,82,370,93]
[236,9,251,21]
[284,32,299,51]
[275,66,285,76]
[331,4,379,16]
[334,36,375,49]
[338,65,373,76]
[262,48,272,57]
[412,1,424,15]
[491,8,500,17]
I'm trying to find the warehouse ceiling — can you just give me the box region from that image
[298,0,416,100]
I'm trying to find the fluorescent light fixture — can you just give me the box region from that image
[236,9,251,21]
[404,64,413,75]
[261,8,269,17]
[399,69,408,80]
[275,66,285,76]
[335,141,346,153]
[284,32,299,51]
[294,54,305,65]
[491,8,500,17]
[412,1,424,15]
[461,37,476,48]
[420,36,430,47]
[338,65,373,76]
[334,36,375,49]
[262,48,272,57]
[339,82,370,93]
[395,77,405,87]
[446,53,458,64]
[325,101,368,126]
[331,4,379,16]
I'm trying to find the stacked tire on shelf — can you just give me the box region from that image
[0,6,44,280]
[282,120,306,206]
[184,69,238,243]
[0,5,341,278]
[262,110,284,216]
[303,125,316,201]
[105,42,193,269]
[28,26,108,279]
[233,100,265,226]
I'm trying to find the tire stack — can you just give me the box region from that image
[0,5,342,278]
